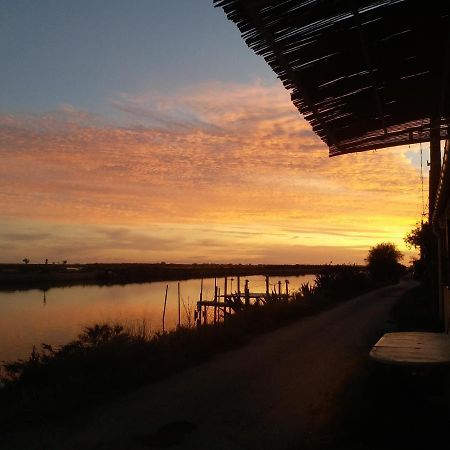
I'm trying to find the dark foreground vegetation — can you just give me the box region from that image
[0,262,328,290]
[0,265,375,429]
[307,284,448,450]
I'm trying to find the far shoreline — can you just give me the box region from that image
[0,262,342,292]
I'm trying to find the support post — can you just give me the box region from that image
[224,276,228,316]
[429,119,441,218]
[162,284,168,333]
[218,287,221,320]
[429,118,442,324]
[197,279,203,328]
[177,282,181,328]
[214,278,217,324]
[245,279,250,307]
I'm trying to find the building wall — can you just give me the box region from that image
[443,287,450,332]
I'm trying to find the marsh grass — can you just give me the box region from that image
[0,265,375,427]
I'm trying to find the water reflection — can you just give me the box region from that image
[0,274,315,362]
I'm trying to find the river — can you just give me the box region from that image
[0,274,316,363]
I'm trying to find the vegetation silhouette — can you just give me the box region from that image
[405,221,434,284]
[366,242,404,283]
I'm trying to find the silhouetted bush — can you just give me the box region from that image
[366,242,404,282]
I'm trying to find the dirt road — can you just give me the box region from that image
[2,279,416,450]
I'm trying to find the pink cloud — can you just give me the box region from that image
[0,81,423,263]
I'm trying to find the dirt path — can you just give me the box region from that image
[2,279,416,450]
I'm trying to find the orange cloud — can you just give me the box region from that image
[0,82,425,263]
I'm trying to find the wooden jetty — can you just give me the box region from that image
[195,276,290,327]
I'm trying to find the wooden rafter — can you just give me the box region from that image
[214,0,450,156]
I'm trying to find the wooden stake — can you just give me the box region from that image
[218,287,221,321]
[224,276,228,316]
[245,279,250,307]
[214,277,217,324]
[177,282,181,327]
[197,279,203,328]
[162,284,168,333]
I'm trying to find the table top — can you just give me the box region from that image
[370,332,450,366]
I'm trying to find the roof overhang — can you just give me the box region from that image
[215,0,450,156]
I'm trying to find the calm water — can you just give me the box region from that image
[0,274,316,362]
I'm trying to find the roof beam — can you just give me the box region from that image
[240,2,343,152]
[351,2,387,137]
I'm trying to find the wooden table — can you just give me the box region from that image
[370,332,450,366]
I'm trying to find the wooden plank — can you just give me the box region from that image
[370,332,450,366]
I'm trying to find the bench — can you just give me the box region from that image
[370,332,450,366]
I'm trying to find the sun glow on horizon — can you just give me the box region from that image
[0,81,424,264]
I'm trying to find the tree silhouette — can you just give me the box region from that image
[405,221,434,283]
[22,258,30,265]
[366,243,403,282]
[405,221,433,256]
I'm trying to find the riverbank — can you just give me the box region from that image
[0,263,328,291]
[0,265,374,431]
[0,277,414,450]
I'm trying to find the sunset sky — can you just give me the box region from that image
[1,0,428,264]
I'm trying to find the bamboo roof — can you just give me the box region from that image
[214,0,450,156]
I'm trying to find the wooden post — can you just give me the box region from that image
[429,119,441,218]
[237,276,241,297]
[162,284,168,333]
[214,277,217,324]
[197,279,203,328]
[218,287,221,321]
[177,282,181,328]
[278,280,282,299]
[429,119,442,323]
[265,275,270,296]
[245,279,250,307]
[224,276,228,316]
[285,279,289,297]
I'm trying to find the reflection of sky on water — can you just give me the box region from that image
[0,275,315,362]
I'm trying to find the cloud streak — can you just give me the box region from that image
[0,81,424,263]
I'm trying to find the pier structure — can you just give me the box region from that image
[195,275,290,327]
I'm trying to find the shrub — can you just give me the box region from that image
[366,242,403,282]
